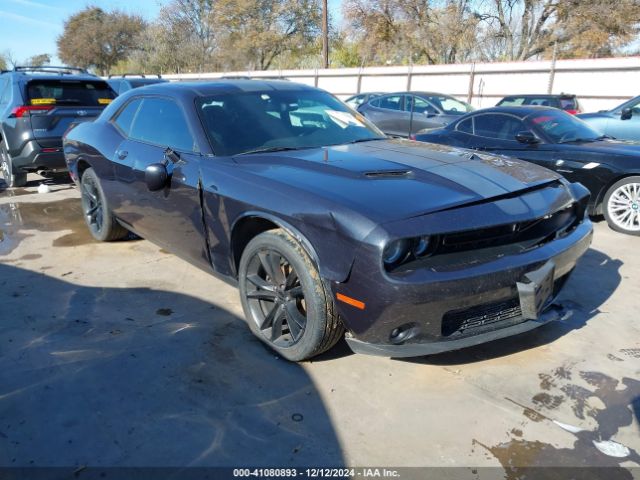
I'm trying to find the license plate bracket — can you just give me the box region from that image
[517,261,556,320]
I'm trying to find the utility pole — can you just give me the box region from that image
[322,0,329,69]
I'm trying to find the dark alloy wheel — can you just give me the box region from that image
[238,229,343,361]
[80,167,129,242]
[0,142,27,188]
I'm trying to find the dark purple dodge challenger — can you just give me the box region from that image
[63,80,593,361]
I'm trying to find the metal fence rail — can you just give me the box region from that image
[163,56,640,112]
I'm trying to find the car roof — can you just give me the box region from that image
[1,71,104,82]
[501,93,576,98]
[465,106,562,118]
[127,79,317,98]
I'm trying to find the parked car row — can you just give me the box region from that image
[0,66,165,186]
[1,73,636,362]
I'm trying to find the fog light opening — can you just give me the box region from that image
[389,323,419,345]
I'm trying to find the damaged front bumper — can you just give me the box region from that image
[345,302,571,357]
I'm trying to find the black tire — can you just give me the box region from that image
[0,142,27,188]
[80,167,129,241]
[238,229,343,361]
[603,176,640,236]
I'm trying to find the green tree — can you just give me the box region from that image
[217,0,322,70]
[57,7,146,75]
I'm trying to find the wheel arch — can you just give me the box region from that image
[230,212,323,280]
[593,172,640,216]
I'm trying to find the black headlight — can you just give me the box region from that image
[383,235,437,270]
[383,239,411,267]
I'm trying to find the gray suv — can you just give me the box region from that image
[0,65,116,187]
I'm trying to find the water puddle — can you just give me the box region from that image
[479,366,640,478]
[0,198,95,255]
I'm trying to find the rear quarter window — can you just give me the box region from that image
[27,80,116,107]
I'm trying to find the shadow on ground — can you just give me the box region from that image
[0,263,343,468]
[404,247,622,366]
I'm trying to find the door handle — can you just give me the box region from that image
[117,150,128,160]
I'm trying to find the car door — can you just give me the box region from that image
[362,94,409,136]
[606,98,640,141]
[405,95,444,133]
[462,112,559,169]
[114,96,211,269]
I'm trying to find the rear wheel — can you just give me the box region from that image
[603,176,640,236]
[238,229,343,361]
[80,167,129,241]
[0,142,27,188]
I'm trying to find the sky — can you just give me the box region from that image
[0,0,343,66]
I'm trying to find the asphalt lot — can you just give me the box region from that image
[0,174,639,477]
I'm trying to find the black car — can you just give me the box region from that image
[106,74,168,95]
[63,81,592,361]
[358,92,473,137]
[0,65,116,187]
[415,106,640,235]
[497,94,582,114]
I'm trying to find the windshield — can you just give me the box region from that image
[526,109,602,143]
[27,79,115,107]
[196,89,385,156]
[419,94,473,114]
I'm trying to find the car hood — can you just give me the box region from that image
[233,139,564,224]
[564,138,640,155]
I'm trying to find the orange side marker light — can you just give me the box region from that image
[336,293,366,310]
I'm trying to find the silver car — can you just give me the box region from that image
[357,92,473,137]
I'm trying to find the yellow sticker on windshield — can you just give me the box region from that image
[31,98,56,105]
[98,98,112,105]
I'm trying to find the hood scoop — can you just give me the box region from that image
[363,169,412,179]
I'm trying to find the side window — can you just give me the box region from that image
[113,98,142,136]
[456,117,473,134]
[377,95,403,111]
[129,97,196,152]
[497,97,524,107]
[473,114,525,141]
[404,96,437,114]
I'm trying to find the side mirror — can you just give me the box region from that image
[515,130,539,145]
[621,107,632,120]
[145,163,169,191]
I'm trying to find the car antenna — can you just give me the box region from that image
[408,94,415,139]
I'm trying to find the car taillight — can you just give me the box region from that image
[409,134,417,140]
[565,109,579,115]
[10,105,54,118]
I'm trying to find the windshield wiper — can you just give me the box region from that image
[234,146,305,156]
[339,137,387,145]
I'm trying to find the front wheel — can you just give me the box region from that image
[0,143,27,188]
[603,176,640,236]
[80,167,129,241]
[238,229,343,361]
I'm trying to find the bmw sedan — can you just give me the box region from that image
[357,92,473,137]
[415,106,640,236]
[63,81,592,361]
